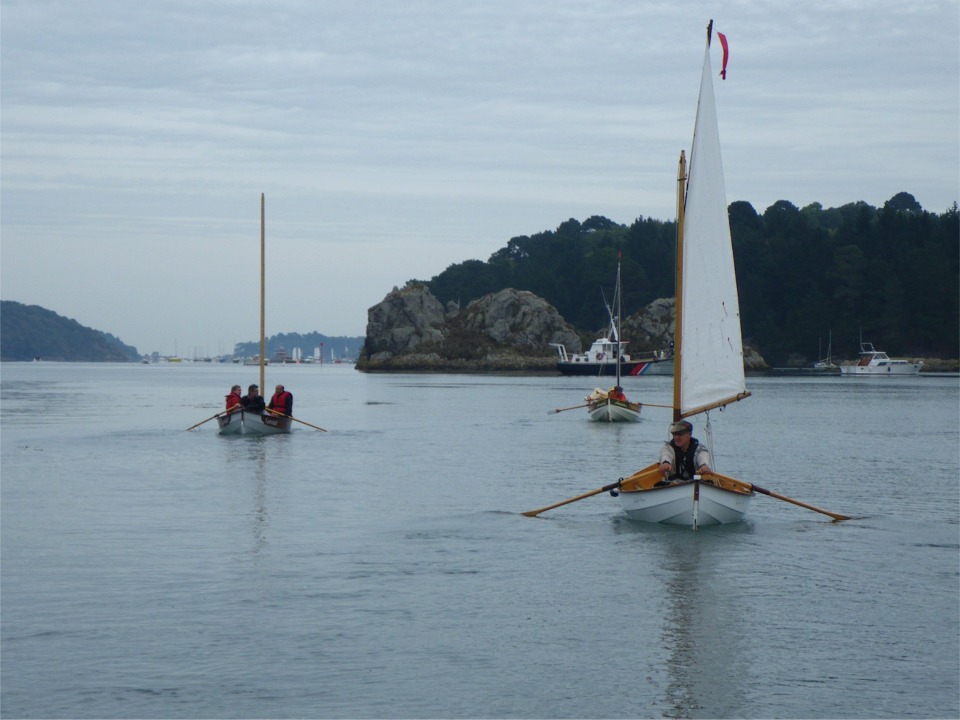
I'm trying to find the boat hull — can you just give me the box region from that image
[619,481,751,526]
[587,399,641,422]
[216,410,243,435]
[557,359,672,376]
[840,362,921,376]
[217,410,292,435]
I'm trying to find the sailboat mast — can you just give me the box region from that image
[616,253,622,388]
[260,193,266,393]
[672,150,686,422]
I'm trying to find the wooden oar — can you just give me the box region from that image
[185,408,235,431]
[706,472,850,521]
[548,402,593,414]
[266,408,327,432]
[523,480,623,517]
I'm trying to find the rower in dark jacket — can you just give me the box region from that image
[240,384,266,413]
[657,420,713,485]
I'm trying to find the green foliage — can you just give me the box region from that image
[419,193,959,365]
[0,301,141,361]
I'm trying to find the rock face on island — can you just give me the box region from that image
[620,297,768,371]
[356,284,580,371]
[356,283,767,372]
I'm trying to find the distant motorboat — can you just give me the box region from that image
[551,263,671,378]
[840,341,922,376]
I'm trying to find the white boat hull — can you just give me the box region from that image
[587,399,641,422]
[217,410,243,435]
[619,481,751,526]
[841,341,922,375]
[217,410,292,435]
[840,361,921,375]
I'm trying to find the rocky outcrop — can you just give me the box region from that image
[620,296,767,370]
[357,283,768,372]
[362,283,447,357]
[621,297,675,353]
[356,285,580,372]
[459,290,580,350]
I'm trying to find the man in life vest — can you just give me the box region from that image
[656,420,712,485]
[608,385,627,402]
[268,384,293,417]
[225,385,242,412]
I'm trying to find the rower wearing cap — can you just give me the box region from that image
[656,419,712,485]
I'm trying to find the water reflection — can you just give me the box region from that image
[222,437,281,556]
[614,520,753,717]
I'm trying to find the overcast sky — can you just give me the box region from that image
[2,0,957,357]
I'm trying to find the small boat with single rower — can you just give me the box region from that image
[584,255,642,422]
[616,20,752,527]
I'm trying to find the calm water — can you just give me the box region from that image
[2,362,958,719]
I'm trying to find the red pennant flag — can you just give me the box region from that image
[717,31,729,79]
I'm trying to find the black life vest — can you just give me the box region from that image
[670,437,701,480]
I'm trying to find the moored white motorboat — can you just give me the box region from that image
[552,260,671,378]
[553,340,671,376]
[840,341,922,375]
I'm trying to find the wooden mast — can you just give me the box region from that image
[615,252,622,391]
[672,151,686,422]
[259,193,266,393]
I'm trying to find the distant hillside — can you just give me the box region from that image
[0,301,140,361]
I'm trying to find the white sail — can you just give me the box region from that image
[678,38,747,417]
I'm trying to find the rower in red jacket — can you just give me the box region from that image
[268,384,293,416]
[225,385,242,412]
